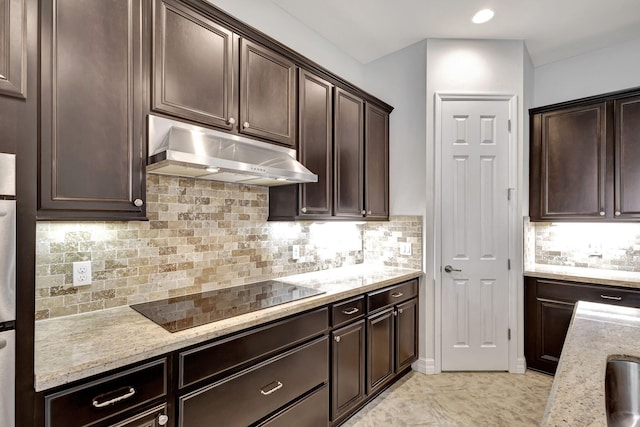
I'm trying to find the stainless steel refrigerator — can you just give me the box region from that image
[0,152,16,427]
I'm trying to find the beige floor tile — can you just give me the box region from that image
[344,370,553,427]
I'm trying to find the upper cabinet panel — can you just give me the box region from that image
[39,0,147,219]
[364,102,389,220]
[152,0,236,130]
[240,39,296,146]
[614,95,640,219]
[0,0,26,98]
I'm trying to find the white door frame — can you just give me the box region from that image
[433,93,524,374]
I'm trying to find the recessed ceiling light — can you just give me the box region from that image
[472,9,494,24]
[205,167,220,173]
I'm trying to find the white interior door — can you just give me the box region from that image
[440,98,511,371]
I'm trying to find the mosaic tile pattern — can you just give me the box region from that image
[345,370,553,427]
[35,174,422,319]
[532,222,640,272]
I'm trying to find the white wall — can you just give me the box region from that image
[534,37,640,107]
[363,41,427,217]
[425,39,528,373]
[205,0,365,86]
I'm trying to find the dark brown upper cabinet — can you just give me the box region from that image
[297,69,333,217]
[39,0,148,220]
[239,39,296,146]
[364,102,390,220]
[152,0,236,130]
[334,87,365,219]
[0,0,26,98]
[268,69,333,221]
[614,94,640,219]
[530,87,640,222]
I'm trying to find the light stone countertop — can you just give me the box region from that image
[542,301,640,426]
[35,264,422,392]
[525,264,640,289]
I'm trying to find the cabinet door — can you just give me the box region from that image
[334,88,364,218]
[152,0,235,130]
[0,0,26,98]
[395,298,418,372]
[364,103,389,220]
[240,39,295,146]
[614,95,640,219]
[331,320,365,421]
[110,404,168,427]
[530,102,609,221]
[524,277,575,374]
[366,308,394,395]
[39,0,147,220]
[298,69,333,217]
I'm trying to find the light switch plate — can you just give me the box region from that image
[73,261,92,286]
[292,245,300,260]
[400,242,412,255]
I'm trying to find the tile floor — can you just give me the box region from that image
[344,370,554,426]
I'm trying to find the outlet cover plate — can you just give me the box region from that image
[73,261,92,286]
[400,242,412,256]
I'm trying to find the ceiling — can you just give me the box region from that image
[270,0,640,66]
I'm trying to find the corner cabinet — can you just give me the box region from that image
[38,0,148,220]
[525,276,640,374]
[529,87,640,221]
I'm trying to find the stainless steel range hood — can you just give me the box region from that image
[147,115,317,186]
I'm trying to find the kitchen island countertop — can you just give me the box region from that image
[542,300,640,426]
[35,264,422,391]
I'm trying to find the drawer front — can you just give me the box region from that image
[45,359,167,427]
[180,307,328,388]
[332,296,364,327]
[179,336,329,427]
[535,278,640,307]
[367,279,418,313]
[258,385,329,427]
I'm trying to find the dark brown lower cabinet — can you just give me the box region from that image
[331,320,366,421]
[525,276,640,374]
[111,404,168,427]
[396,298,419,372]
[367,309,395,394]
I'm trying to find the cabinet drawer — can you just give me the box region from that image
[536,278,640,307]
[332,296,364,327]
[179,336,328,427]
[45,359,167,427]
[179,307,328,388]
[258,384,329,427]
[367,279,418,313]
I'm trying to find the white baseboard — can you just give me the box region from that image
[412,358,437,374]
[511,357,526,374]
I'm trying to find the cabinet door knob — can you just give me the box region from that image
[361,210,366,215]
[243,121,250,129]
[334,335,341,343]
[398,308,404,314]
[599,211,605,216]
[133,199,144,207]
[227,117,236,125]
[615,211,621,217]
[367,210,372,215]
[301,207,307,213]
[158,415,169,426]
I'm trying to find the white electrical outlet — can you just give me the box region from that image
[73,261,92,286]
[400,242,412,255]
[292,245,300,260]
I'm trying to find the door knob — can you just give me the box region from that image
[444,265,461,273]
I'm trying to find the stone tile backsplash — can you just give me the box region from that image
[530,221,640,272]
[36,174,423,319]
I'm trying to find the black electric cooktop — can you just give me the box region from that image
[130,280,324,333]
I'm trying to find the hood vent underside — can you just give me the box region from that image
[147,115,318,187]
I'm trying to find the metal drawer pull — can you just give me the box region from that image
[342,307,359,315]
[391,292,404,298]
[92,387,136,408]
[260,381,283,396]
[600,294,623,301]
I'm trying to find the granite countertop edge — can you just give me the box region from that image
[524,264,640,289]
[35,265,423,392]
